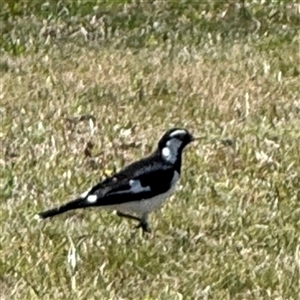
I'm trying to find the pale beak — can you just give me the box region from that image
[191,135,206,142]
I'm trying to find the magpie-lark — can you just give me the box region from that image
[36,128,197,234]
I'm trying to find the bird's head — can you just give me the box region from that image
[157,128,197,163]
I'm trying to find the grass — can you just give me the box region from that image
[1,1,300,299]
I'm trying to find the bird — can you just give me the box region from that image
[36,128,199,234]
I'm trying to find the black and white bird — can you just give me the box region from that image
[36,128,198,234]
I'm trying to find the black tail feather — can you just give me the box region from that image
[38,197,88,219]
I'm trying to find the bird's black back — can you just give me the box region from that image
[85,149,181,206]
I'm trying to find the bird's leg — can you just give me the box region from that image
[116,211,141,222]
[117,211,151,236]
[135,213,151,234]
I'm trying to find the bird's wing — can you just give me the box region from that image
[84,159,176,206]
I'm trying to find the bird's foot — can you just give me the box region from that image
[125,220,152,245]
[136,220,151,235]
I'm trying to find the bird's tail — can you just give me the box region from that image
[37,197,90,220]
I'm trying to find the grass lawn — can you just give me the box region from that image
[1,1,300,299]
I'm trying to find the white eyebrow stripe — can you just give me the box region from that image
[169,129,187,137]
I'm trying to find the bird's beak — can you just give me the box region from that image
[191,135,206,142]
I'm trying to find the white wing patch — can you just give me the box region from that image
[129,179,151,193]
[169,129,187,137]
[109,179,151,195]
[87,194,98,203]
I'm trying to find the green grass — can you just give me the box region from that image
[1,1,300,299]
